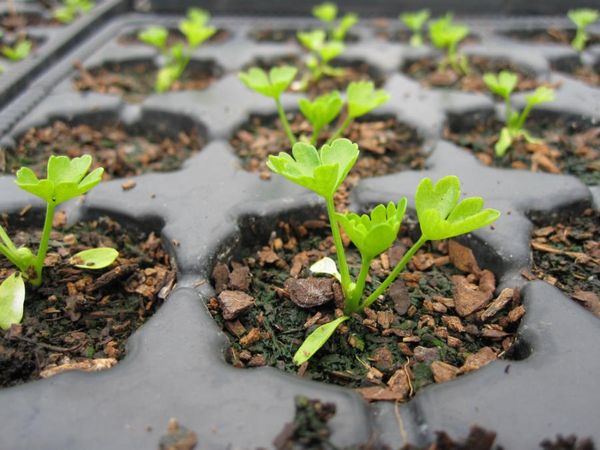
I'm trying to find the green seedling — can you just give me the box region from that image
[568,9,599,52]
[53,0,95,24]
[297,29,346,83]
[400,9,430,47]
[267,139,500,365]
[312,2,359,42]
[0,155,119,330]
[137,8,216,92]
[483,71,555,156]
[429,14,470,75]
[239,67,389,146]
[2,39,32,61]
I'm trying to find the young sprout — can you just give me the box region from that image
[2,39,32,62]
[53,0,95,24]
[0,155,119,330]
[483,71,555,156]
[312,2,359,43]
[239,68,389,147]
[429,14,470,75]
[137,8,216,92]
[267,139,500,365]
[400,9,431,47]
[297,29,346,83]
[568,9,599,52]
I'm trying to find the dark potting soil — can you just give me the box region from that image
[502,28,600,47]
[247,28,359,44]
[73,60,223,102]
[0,214,176,388]
[209,216,524,402]
[402,55,545,93]
[444,116,600,186]
[528,208,599,319]
[0,12,59,32]
[117,28,230,47]
[2,120,204,179]
[372,21,479,46]
[245,55,384,97]
[551,62,600,88]
[230,113,425,206]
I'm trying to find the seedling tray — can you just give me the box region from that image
[0,12,598,450]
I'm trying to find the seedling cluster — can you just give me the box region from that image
[0,31,33,73]
[568,8,599,52]
[53,0,95,24]
[429,14,470,74]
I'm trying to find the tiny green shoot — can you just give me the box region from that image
[568,9,599,52]
[53,0,95,24]
[267,139,500,365]
[429,14,470,75]
[0,155,119,330]
[483,70,555,156]
[297,29,346,83]
[2,39,32,62]
[312,2,359,42]
[400,9,430,47]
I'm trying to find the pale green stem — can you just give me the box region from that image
[31,203,55,287]
[504,95,512,125]
[515,101,534,131]
[275,97,297,146]
[310,125,322,145]
[326,197,351,298]
[361,235,428,309]
[346,256,372,314]
[326,115,352,145]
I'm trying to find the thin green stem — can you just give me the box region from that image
[326,197,351,298]
[326,115,352,145]
[361,235,428,309]
[515,101,533,131]
[504,95,512,125]
[31,203,55,287]
[346,256,371,314]
[275,98,297,146]
[310,126,322,145]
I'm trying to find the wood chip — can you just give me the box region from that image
[431,361,459,383]
[448,240,481,274]
[239,328,262,348]
[285,277,334,308]
[480,288,514,321]
[40,358,117,378]
[217,290,254,320]
[452,274,495,317]
[572,290,600,318]
[121,179,136,191]
[460,347,497,374]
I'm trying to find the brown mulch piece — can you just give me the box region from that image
[118,27,230,46]
[0,12,58,31]
[444,116,600,186]
[159,418,198,450]
[503,28,600,47]
[2,119,204,179]
[529,208,600,318]
[403,55,549,93]
[245,55,384,97]
[230,113,425,206]
[248,28,359,44]
[209,216,524,401]
[73,60,222,102]
[0,214,176,388]
[540,435,596,450]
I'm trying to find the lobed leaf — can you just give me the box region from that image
[239,65,297,99]
[313,2,338,23]
[568,8,599,28]
[297,30,326,52]
[346,81,390,118]
[298,91,343,131]
[483,70,518,99]
[400,9,430,31]
[138,26,168,50]
[332,13,358,41]
[525,86,555,107]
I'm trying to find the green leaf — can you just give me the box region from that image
[336,198,407,259]
[239,65,297,99]
[312,2,337,23]
[186,7,210,26]
[156,65,180,92]
[318,41,345,63]
[266,138,359,198]
[298,90,343,131]
[0,272,25,331]
[138,26,168,50]
[332,13,358,41]
[310,257,342,282]
[53,6,75,24]
[2,40,32,61]
[70,248,119,269]
[495,127,514,157]
[483,70,518,99]
[15,155,104,205]
[346,81,390,118]
[525,86,555,107]
[179,21,216,47]
[429,14,469,50]
[293,316,349,365]
[416,176,500,240]
[568,8,599,28]
[297,30,326,52]
[400,9,430,32]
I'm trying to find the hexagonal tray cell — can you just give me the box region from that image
[247,27,359,44]
[73,58,224,102]
[230,112,425,203]
[402,54,545,93]
[373,21,480,45]
[0,208,176,388]
[528,207,599,318]
[244,54,385,96]
[1,109,206,179]
[499,27,600,47]
[117,27,231,46]
[444,109,600,186]
[550,55,600,88]
[208,208,525,402]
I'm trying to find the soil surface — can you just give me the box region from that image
[74,60,222,102]
[528,208,599,319]
[0,12,58,31]
[247,28,359,44]
[502,28,600,47]
[245,55,384,97]
[372,20,479,46]
[209,216,524,402]
[117,28,230,46]
[444,115,600,186]
[551,61,600,88]
[403,55,545,93]
[230,113,425,205]
[0,214,176,388]
[2,120,204,179]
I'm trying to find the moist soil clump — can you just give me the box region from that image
[74,60,222,102]
[528,208,599,318]
[245,55,384,97]
[248,28,359,44]
[502,28,600,47]
[209,217,524,402]
[230,113,425,205]
[444,115,600,186]
[118,28,230,46]
[403,55,544,93]
[0,214,176,388]
[2,120,204,179]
